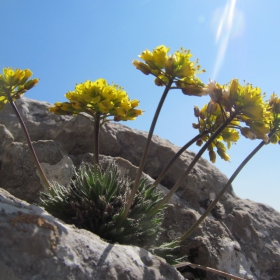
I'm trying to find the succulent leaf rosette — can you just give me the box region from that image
[49,78,143,122]
[132,45,207,96]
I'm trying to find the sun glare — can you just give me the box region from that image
[211,0,244,80]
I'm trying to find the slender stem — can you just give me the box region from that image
[117,79,173,227]
[152,134,201,186]
[178,140,266,242]
[147,116,234,217]
[174,262,245,280]
[94,113,101,165]
[8,97,51,190]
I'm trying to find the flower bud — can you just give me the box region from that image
[165,56,175,76]
[275,103,280,114]
[216,141,226,151]
[209,150,216,163]
[229,79,239,100]
[132,60,151,75]
[154,77,165,86]
[240,127,256,140]
[207,101,219,115]
[194,106,200,117]
[192,123,200,129]
[270,133,279,144]
[24,78,39,90]
[114,116,121,122]
[199,110,205,120]
[217,148,230,161]
[196,139,203,146]
[182,85,208,97]
[208,81,223,103]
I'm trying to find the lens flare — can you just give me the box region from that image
[211,0,244,80]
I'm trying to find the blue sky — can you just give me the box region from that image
[1,0,279,212]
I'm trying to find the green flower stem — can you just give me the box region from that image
[178,138,267,242]
[152,133,202,187]
[147,116,234,218]
[94,113,101,165]
[117,79,174,227]
[8,97,51,191]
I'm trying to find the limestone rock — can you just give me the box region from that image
[0,124,14,155]
[0,140,74,203]
[0,188,184,280]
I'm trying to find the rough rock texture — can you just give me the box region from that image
[0,98,280,280]
[0,188,184,280]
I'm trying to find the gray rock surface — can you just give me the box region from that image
[0,188,184,280]
[0,97,280,280]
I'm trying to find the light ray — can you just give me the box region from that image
[212,0,237,80]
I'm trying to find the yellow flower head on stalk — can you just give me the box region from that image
[139,45,170,70]
[267,93,280,144]
[193,101,240,162]
[208,79,270,142]
[0,68,39,110]
[133,45,206,95]
[49,78,143,123]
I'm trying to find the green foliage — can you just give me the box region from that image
[40,162,165,247]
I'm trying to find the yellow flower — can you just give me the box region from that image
[101,85,117,100]
[130,99,140,108]
[114,89,128,103]
[52,78,143,123]
[0,68,39,111]
[168,49,194,78]
[49,102,79,115]
[97,99,114,113]
[115,108,143,121]
[135,45,205,88]
[113,107,127,117]
[139,45,170,70]
[221,128,240,148]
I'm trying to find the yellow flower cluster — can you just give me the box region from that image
[133,45,206,96]
[268,94,280,144]
[0,68,39,110]
[49,78,143,121]
[208,79,270,142]
[192,101,240,163]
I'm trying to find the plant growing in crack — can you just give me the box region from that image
[3,45,280,280]
[45,78,168,249]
